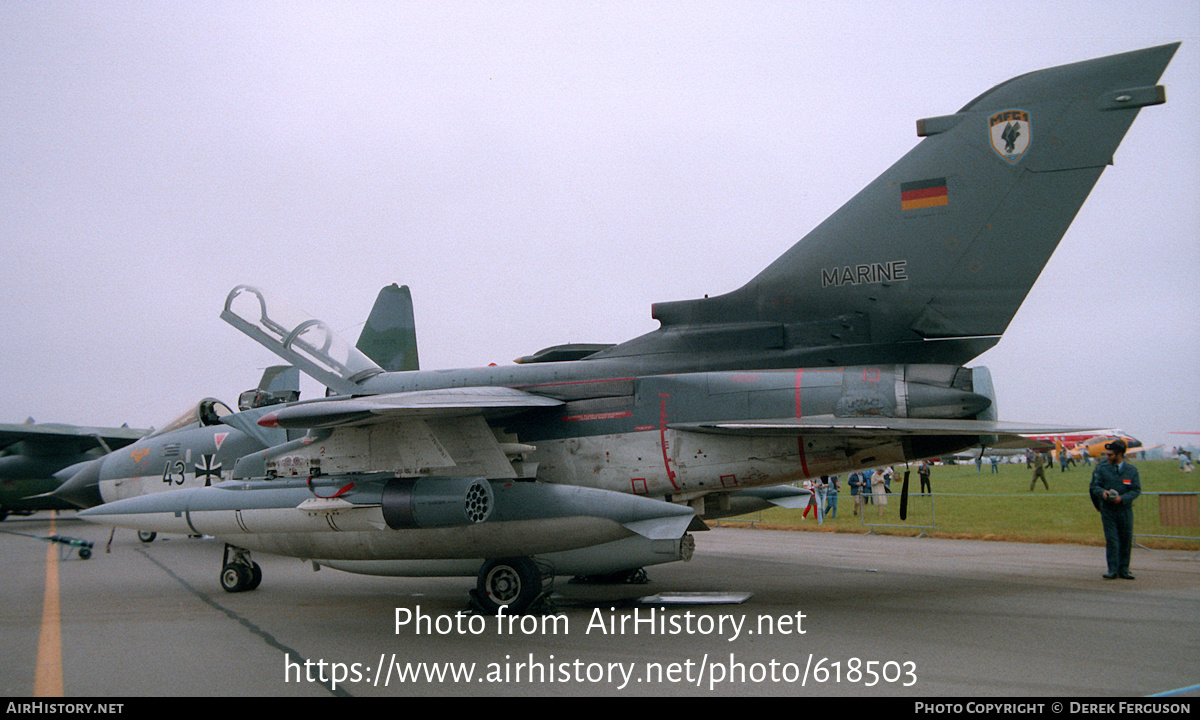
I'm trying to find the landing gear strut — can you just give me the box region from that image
[219,544,262,593]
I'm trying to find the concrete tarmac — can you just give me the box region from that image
[1,512,1197,697]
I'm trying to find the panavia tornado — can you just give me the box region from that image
[80,44,1178,613]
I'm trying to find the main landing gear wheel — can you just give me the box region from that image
[474,557,544,615]
[221,563,250,592]
[137,530,157,543]
[219,544,260,593]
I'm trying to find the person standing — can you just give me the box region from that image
[1089,439,1141,580]
[824,475,839,519]
[814,476,828,518]
[1030,452,1049,491]
[918,460,932,495]
[848,471,863,516]
[871,469,888,517]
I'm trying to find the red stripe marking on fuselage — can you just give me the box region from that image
[561,410,633,422]
[794,370,810,477]
[658,393,680,491]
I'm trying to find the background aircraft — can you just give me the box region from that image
[1066,433,1146,459]
[82,44,1177,613]
[952,430,1144,464]
[0,421,146,521]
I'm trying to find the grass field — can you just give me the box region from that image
[717,459,1200,549]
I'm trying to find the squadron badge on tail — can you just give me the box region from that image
[990,109,1031,163]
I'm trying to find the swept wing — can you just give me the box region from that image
[0,423,147,453]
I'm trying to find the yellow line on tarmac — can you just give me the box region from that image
[34,511,63,696]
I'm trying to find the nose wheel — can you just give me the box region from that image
[219,544,262,593]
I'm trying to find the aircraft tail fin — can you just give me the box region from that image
[356,284,420,372]
[600,43,1178,370]
[238,366,301,410]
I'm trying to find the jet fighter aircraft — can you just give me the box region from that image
[0,421,147,520]
[81,44,1179,613]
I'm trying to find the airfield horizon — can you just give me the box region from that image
[722,459,1200,550]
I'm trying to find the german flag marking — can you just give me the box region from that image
[901,178,948,210]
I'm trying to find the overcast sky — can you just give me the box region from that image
[1,2,1197,449]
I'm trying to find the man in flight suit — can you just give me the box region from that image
[1089,439,1141,580]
